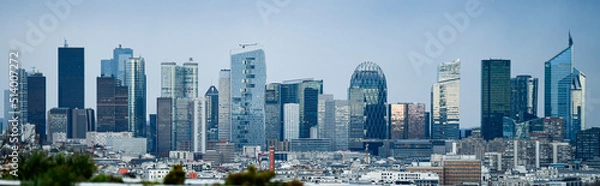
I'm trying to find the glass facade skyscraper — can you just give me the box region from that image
[348,61,387,150]
[544,35,585,142]
[58,44,84,109]
[113,45,134,82]
[334,100,349,151]
[27,72,46,143]
[125,56,147,137]
[388,103,426,139]
[218,69,231,141]
[96,76,128,132]
[481,59,511,140]
[431,59,460,140]
[205,86,219,145]
[230,44,266,149]
[510,75,538,122]
[570,69,586,142]
[265,83,282,141]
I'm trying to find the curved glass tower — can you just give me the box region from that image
[348,62,387,150]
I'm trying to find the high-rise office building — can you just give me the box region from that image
[284,103,300,140]
[58,42,84,109]
[545,34,578,141]
[218,69,231,141]
[125,56,147,137]
[318,94,335,140]
[571,69,586,140]
[576,127,600,161]
[205,86,219,145]
[27,71,46,143]
[172,98,205,152]
[101,59,113,77]
[156,97,173,157]
[348,62,387,150]
[113,45,133,82]
[47,108,70,142]
[334,100,350,150]
[230,44,266,149]
[277,79,323,139]
[510,75,538,122]
[481,59,511,140]
[265,83,282,141]
[69,108,87,139]
[388,103,426,139]
[161,61,199,98]
[97,76,128,132]
[148,114,157,154]
[431,59,460,140]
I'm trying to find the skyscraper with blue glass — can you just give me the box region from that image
[126,56,146,137]
[544,34,585,142]
[348,62,387,150]
[230,44,266,150]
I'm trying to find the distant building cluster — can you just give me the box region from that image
[1,34,598,185]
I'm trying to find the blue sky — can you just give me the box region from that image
[1,0,599,129]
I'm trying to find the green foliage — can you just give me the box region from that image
[223,165,302,186]
[14,151,97,186]
[163,164,186,185]
[89,174,124,183]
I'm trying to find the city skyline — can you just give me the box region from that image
[1,1,600,129]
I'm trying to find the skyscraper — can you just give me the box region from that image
[570,69,586,142]
[481,59,511,140]
[265,83,282,141]
[148,114,157,154]
[544,34,580,141]
[431,59,460,140]
[113,44,134,82]
[205,86,219,146]
[47,108,70,142]
[388,103,426,139]
[125,56,147,137]
[156,97,173,157]
[58,42,84,109]
[69,108,87,139]
[317,94,335,140]
[218,69,231,141]
[334,100,349,150]
[100,59,113,77]
[97,76,128,132]
[17,68,27,127]
[298,80,323,138]
[27,71,45,143]
[161,61,198,98]
[230,44,266,149]
[348,62,387,150]
[510,75,539,122]
[284,103,300,140]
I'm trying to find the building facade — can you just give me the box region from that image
[431,59,460,140]
[205,86,219,149]
[58,43,85,110]
[125,56,146,137]
[96,76,128,132]
[510,75,539,121]
[265,83,282,142]
[27,72,46,143]
[481,59,511,140]
[218,69,231,142]
[230,44,266,149]
[348,62,387,150]
[284,103,300,140]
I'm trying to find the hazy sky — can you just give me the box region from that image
[1,0,599,129]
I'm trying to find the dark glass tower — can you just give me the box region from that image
[510,75,538,122]
[97,76,128,132]
[481,59,511,140]
[205,86,219,142]
[148,114,157,154]
[58,43,84,109]
[156,97,173,157]
[27,72,46,144]
[348,62,387,150]
[265,83,282,141]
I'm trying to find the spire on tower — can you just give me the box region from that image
[569,31,573,46]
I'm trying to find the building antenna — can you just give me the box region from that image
[64,38,68,47]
